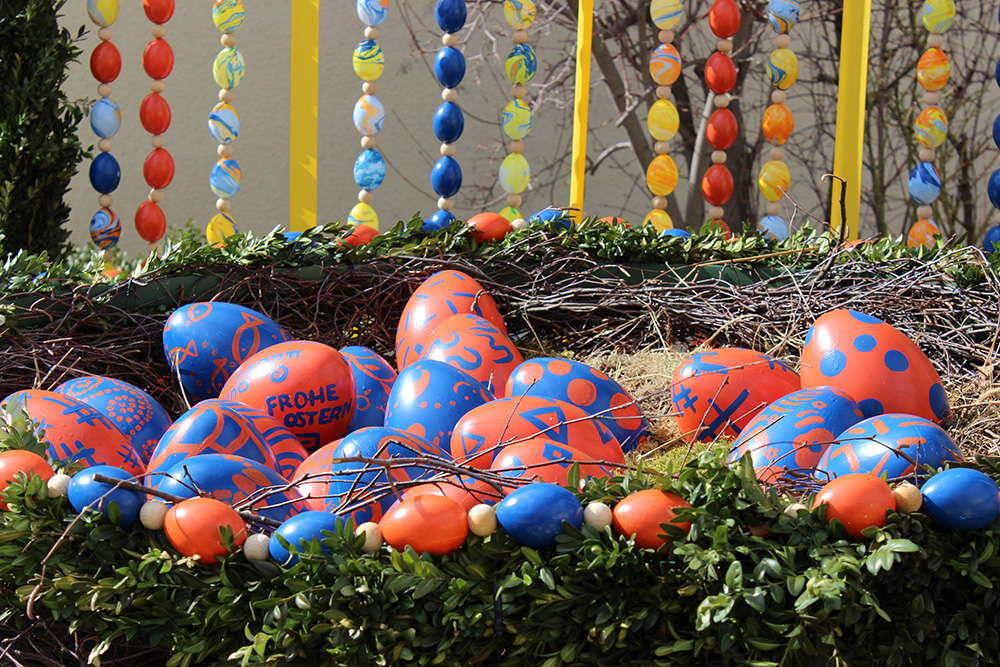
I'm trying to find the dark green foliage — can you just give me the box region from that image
[0,0,88,261]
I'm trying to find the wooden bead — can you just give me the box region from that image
[766,202,782,215]
[363,81,377,95]
[361,136,377,149]
[916,205,934,219]
[151,25,167,39]
[656,85,672,99]
[437,197,453,210]
[150,189,165,203]
[216,197,232,212]
[713,93,730,108]
[512,30,529,44]
[219,89,234,103]
[923,91,940,106]
[893,483,923,513]
[98,27,113,41]
[97,83,112,98]
[770,146,786,160]
[355,522,383,552]
[927,34,944,48]
[711,150,727,164]
[98,139,113,153]
[775,34,791,49]
[358,190,373,204]
[217,143,233,157]
[221,33,236,48]
[509,139,525,154]
[707,206,725,218]
[506,194,522,207]
[151,135,166,149]
[442,33,458,47]
[442,88,458,103]
[512,84,527,99]
[150,80,165,93]
[771,90,787,104]
[652,196,668,209]
[919,148,936,162]
[98,194,113,207]
[784,503,808,517]
[440,143,456,157]
[364,26,379,40]
[658,29,674,44]
[654,141,670,155]
[467,504,498,536]
[717,39,733,53]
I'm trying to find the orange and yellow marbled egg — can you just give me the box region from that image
[914,106,948,148]
[647,99,679,142]
[644,209,673,232]
[649,43,682,86]
[907,218,941,248]
[646,154,679,196]
[762,104,794,145]
[758,160,791,202]
[917,47,950,92]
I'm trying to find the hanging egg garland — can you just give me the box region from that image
[700,0,740,230]
[988,6,1000,232]
[351,0,389,233]
[499,0,536,223]
[206,0,246,248]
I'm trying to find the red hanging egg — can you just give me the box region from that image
[706,109,738,150]
[705,52,737,94]
[90,41,122,84]
[702,164,734,206]
[135,201,167,243]
[612,489,692,550]
[708,0,741,39]
[379,494,469,555]
[140,93,172,135]
[812,474,895,538]
[143,0,176,24]
[142,38,174,80]
[467,213,512,242]
[163,497,247,564]
[143,148,175,189]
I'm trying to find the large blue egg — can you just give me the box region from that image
[507,357,649,452]
[90,97,121,139]
[922,468,1000,531]
[431,156,463,198]
[529,207,574,229]
[384,359,493,453]
[907,162,941,205]
[269,510,346,566]
[162,302,291,402]
[993,114,1000,150]
[353,148,386,190]
[495,483,583,548]
[435,0,467,33]
[816,413,962,480]
[425,209,456,231]
[157,453,309,522]
[433,102,465,143]
[434,46,466,88]
[983,224,1000,254]
[341,346,396,432]
[995,58,1000,88]
[68,465,144,528]
[55,376,172,465]
[216,400,308,481]
[89,152,121,194]
[989,171,1000,210]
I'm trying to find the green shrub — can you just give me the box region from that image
[0,0,88,261]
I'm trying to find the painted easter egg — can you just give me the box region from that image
[89,207,121,249]
[645,209,673,233]
[921,468,1000,531]
[767,0,799,33]
[650,0,683,30]
[90,41,121,83]
[491,439,610,487]
[801,310,948,421]
[90,97,121,139]
[434,102,465,143]
[347,203,379,230]
[436,0,466,32]
[495,483,583,548]
[163,302,291,402]
[142,38,173,80]
[758,160,790,202]
[504,0,536,29]
[212,0,245,33]
[757,215,788,240]
[649,43,682,86]
[706,109,738,150]
[705,52,736,94]
[222,341,355,450]
[505,44,537,85]
[206,212,238,246]
[922,0,955,34]
[506,357,650,452]
[917,47,950,91]
[218,400,308,481]
[708,0,741,39]
[143,147,174,190]
[672,348,800,443]
[401,476,509,510]
[914,106,947,148]
[55,376,171,465]
[213,47,245,89]
[983,224,1000,254]
[452,396,625,468]
[87,0,118,26]
[908,162,941,205]
[139,92,171,134]
[499,152,531,194]
[0,450,53,511]
[341,223,380,248]
[645,154,679,197]
[210,158,242,198]
[647,99,679,142]
[208,102,240,144]
[812,474,895,538]
[395,270,507,371]
[353,94,385,135]
[144,0,174,24]
[163,497,247,564]
[435,46,466,88]
[380,495,468,555]
[384,360,494,454]
[158,453,308,522]
[501,98,533,140]
[498,205,521,223]
[134,202,166,243]
[1,390,145,475]
[67,465,143,528]
[357,0,388,26]
[907,218,941,248]
[89,152,120,194]
[612,489,691,550]
[817,414,961,480]
[768,48,799,90]
[702,164,734,206]
[340,346,395,432]
[269,511,346,566]
[762,104,794,145]
[352,39,384,82]
[728,387,864,475]
[431,156,463,198]
[353,149,386,191]
[424,209,455,232]
[529,207,574,228]
[467,212,512,243]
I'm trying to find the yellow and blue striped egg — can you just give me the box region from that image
[357,0,388,27]
[499,205,522,222]
[353,40,385,82]
[206,212,239,246]
[208,102,240,144]
[767,48,799,90]
[210,158,242,199]
[644,209,673,233]
[766,0,799,34]
[907,218,941,248]
[647,99,679,142]
[505,44,537,85]
[90,207,121,249]
[90,97,121,139]
[212,0,245,34]
[917,47,950,91]
[649,43,682,86]
[501,98,532,140]
[499,153,530,194]
[504,0,536,30]
[353,94,386,135]
[649,0,683,30]
[213,47,245,89]
[914,106,947,148]
[348,202,379,229]
[921,0,955,34]
[758,160,790,201]
[646,154,679,196]
[87,0,118,27]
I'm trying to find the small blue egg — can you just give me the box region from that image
[431,156,463,198]
[89,152,121,194]
[989,170,1000,210]
[434,46,466,88]
[433,102,465,143]
[529,207,574,229]
[983,224,1000,254]
[757,215,789,240]
[353,149,386,190]
[661,228,691,238]
[435,0,467,33]
[495,483,583,548]
[425,209,456,231]
[269,510,346,566]
[67,465,143,528]
[90,97,121,139]
[921,468,1000,531]
[907,162,941,205]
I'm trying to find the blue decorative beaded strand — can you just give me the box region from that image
[986,7,1000,254]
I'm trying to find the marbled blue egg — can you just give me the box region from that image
[988,170,1000,210]
[757,215,788,240]
[89,152,121,194]
[90,97,121,139]
[208,102,240,144]
[89,207,121,249]
[356,0,388,26]
[433,102,465,143]
[340,345,396,432]
[921,468,1000,531]
[425,209,456,231]
[983,224,1000,253]
[210,158,242,198]
[505,43,537,85]
[269,511,346,566]
[431,156,462,198]
[661,228,691,238]
[353,149,386,190]
[767,0,799,33]
[529,207,574,228]
[495,483,583,548]
[907,161,941,205]
[436,0,467,33]
[352,94,386,135]
[434,46,466,88]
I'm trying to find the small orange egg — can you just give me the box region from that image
[611,489,691,550]
[163,497,247,564]
[379,494,469,555]
[811,474,895,538]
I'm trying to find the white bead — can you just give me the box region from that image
[770,146,786,161]
[98,194,113,208]
[512,84,527,99]
[98,139,113,153]
[511,218,528,230]
[658,29,674,44]
[656,85,672,100]
[713,94,730,108]
[46,474,71,498]
[216,197,231,211]
[139,500,169,530]
[916,205,934,219]
[442,33,458,47]
[765,201,782,215]
[652,195,668,209]
[654,141,670,155]
[927,34,944,48]
[717,39,733,53]
[708,206,725,218]
[506,194,522,207]
[361,136,377,149]
[363,81,377,95]
[774,34,791,49]
[97,83,112,98]
[919,148,936,162]
[711,150,727,164]
[923,92,940,106]
[358,190,373,204]
[356,522,383,552]
[98,27,113,41]
[442,88,458,103]
[438,197,454,210]
[364,26,379,40]
[150,80,166,93]
[509,139,524,154]
[893,482,923,513]
[467,504,498,536]
[243,533,271,561]
[221,33,236,48]
[783,503,808,517]
[771,90,787,104]
[150,189,165,204]
[151,25,167,39]
[440,143,456,157]
[217,144,233,158]
[150,135,165,149]
[219,89,234,103]
[583,502,612,531]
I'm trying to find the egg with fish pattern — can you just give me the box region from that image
[340,346,396,433]
[422,314,523,397]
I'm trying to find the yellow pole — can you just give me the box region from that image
[569,0,593,224]
[830,0,872,241]
[289,0,320,232]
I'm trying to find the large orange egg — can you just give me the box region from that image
[422,314,523,396]
[379,494,468,555]
[222,341,355,450]
[490,438,610,487]
[811,474,895,538]
[0,450,54,510]
[611,489,691,550]
[671,348,800,442]
[163,497,247,564]
[799,309,948,422]
[467,213,512,242]
[396,270,507,372]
